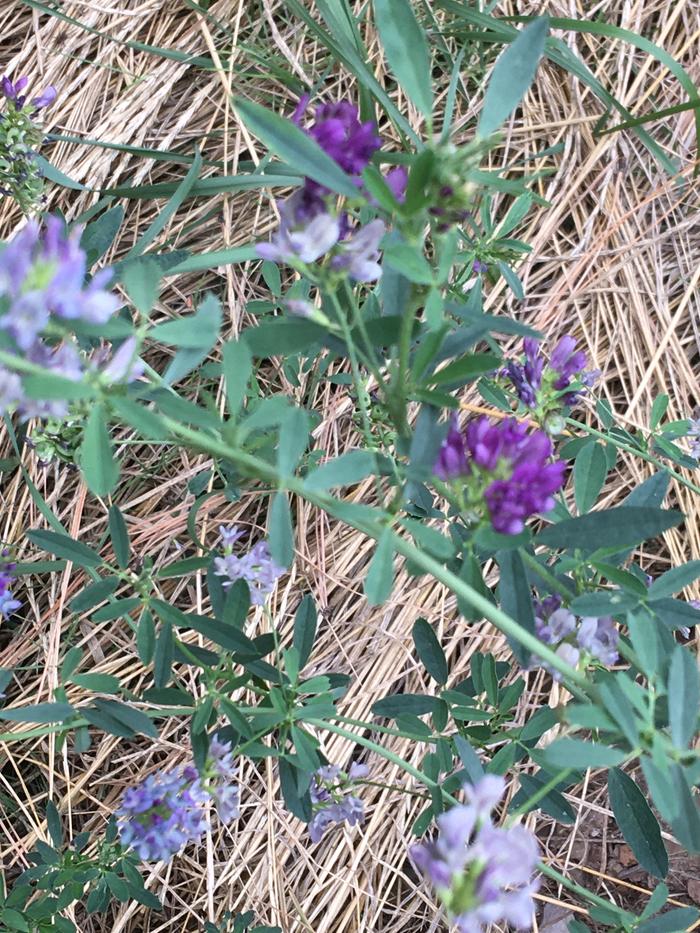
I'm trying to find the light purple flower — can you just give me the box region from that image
[98,336,145,384]
[116,765,209,862]
[330,219,385,281]
[307,760,368,843]
[576,616,619,666]
[410,777,539,932]
[219,525,247,549]
[31,86,57,110]
[207,736,240,821]
[688,419,700,460]
[385,166,408,202]
[0,552,20,619]
[214,536,284,606]
[257,192,341,265]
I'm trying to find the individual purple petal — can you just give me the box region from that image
[330,219,385,281]
[385,166,408,202]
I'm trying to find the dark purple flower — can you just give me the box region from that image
[472,258,488,275]
[435,415,469,480]
[410,776,540,932]
[385,166,408,202]
[1,75,29,106]
[0,552,20,619]
[503,336,596,414]
[307,101,381,178]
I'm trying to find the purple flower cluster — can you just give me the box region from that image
[1,75,57,112]
[213,525,284,606]
[410,775,540,932]
[257,99,397,280]
[435,416,566,535]
[533,596,619,680]
[688,418,700,460]
[503,336,598,427]
[0,217,136,419]
[0,551,20,619]
[308,762,369,843]
[117,738,239,862]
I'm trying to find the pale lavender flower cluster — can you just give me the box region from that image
[214,525,284,606]
[308,762,369,843]
[117,738,239,862]
[533,595,619,680]
[503,337,598,428]
[257,99,401,281]
[0,218,139,419]
[434,416,566,535]
[0,551,20,619]
[410,775,540,932]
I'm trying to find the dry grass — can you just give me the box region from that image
[1,0,699,930]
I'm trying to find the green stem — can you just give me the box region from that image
[567,416,700,497]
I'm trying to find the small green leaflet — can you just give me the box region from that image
[364,527,394,606]
[608,768,668,879]
[269,492,294,568]
[293,595,317,669]
[478,17,550,138]
[667,645,699,749]
[373,0,433,118]
[27,529,102,568]
[537,506,683,552]
[79,405,119,496]
[573,441,607,514]
[412,618,448,685]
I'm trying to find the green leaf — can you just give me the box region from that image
[69,577,119,613]
[478,17,549,138]
[412,618,448,685]
[364,527,394,606]
[373,0,433,117]
[153,622,174,689]
[428,353,500,387]
[384,242,434,284]
[79,405,119,496]
[148,293,221,349]
[453,734,484,783]
[0,702,75,723]
[244,318,326,357]
[669,764,700,852]
[650,394,670,431]
[372,693,439,718]
[542,738,626,769]
[45,799,63,847]
[608,768,668,878]
[598,679,640,747]
[573,441,607,514]
[137,609,156,665]
[222,338,252,417]
[92,699,158,737]
[513,773,576,824]
[122,258,160,314]
[647,560,700,599]
[536,506,683,552]
[637,908,700,933]
[80,205,124,263]
[278,408,310,476]
[268,492,294,568]
[625,608,661,678]
[108,505,130,570]
[496,549,536,666]
[668,645,699,749]
[293,595,317,669]
[27,529,102,568]
[304,449,377,491]
[23,372,94,402]
[236,97,357,196]
[70,673,121,693]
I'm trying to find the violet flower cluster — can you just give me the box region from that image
[1,75,57,212]
[214,525,284,606]
[434,416,566,535]
[117,738,239,862]
[688,418,700,461]
[257,99,401,282]
[533,595,619,680]
[308,762,369,843]
[0,217,141,421]
[410,775,540,932]
[0,551,20,619]
[502,336,598,433]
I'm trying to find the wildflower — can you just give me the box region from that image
[214,527,284,606]
[688,418,700,460]
[1,75,56,211]
[410,775,540,932]
[256,191,341,265]
[116,765,209,862]
[117,739,240,862]
[435,416,566,535]
[0,552,20,619]
[300,99,381,181]
[330,219,385,281]
[532,597,619,680]
[502,336,598,428]
[472,258,488,274]
[308,760,368,843]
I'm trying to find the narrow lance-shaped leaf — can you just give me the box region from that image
[373,0,433,118]
[608,768,668,879]
[412,618,448,685]
[79,405,120,496]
